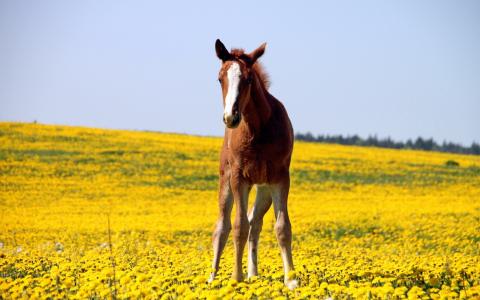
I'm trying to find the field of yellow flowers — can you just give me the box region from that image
[0,122,479,299]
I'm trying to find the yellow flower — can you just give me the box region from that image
[1,122,479,299]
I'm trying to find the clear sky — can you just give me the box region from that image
[1,1,479,145]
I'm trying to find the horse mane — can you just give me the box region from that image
[231,48,271,90]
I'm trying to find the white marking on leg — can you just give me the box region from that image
[224,62,241,120]
[271,183,297,289]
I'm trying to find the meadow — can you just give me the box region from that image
[0,122,479,299]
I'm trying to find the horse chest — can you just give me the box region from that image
[229,146,275,184]
[241,156,269,183]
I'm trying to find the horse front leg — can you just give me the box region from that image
[271,176,297,289]
[231,175,251,282]
[209,173,233,283]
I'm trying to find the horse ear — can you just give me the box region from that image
[215,39,231,61]
[249,42,267,64]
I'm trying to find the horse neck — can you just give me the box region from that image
[242,70,272,134]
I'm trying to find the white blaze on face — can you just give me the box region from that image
[224,62,241,119]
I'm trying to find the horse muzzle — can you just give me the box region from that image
[223,112,241,128]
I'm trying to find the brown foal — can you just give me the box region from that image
[208,39,297,289]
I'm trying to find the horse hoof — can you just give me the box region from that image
[285,279,298,290]
[208,272,216,283]
[231,272,244,282]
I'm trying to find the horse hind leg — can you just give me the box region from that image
[271,179,298,290]
[209,175,233,283]
[247,185,272,278]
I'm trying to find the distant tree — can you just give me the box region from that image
[471,142,480,155]
[405,139,413,149]
[294,132,478,156]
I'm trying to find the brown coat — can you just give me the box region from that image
[209,39,297,289]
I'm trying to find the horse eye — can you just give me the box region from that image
[218,78,222,83]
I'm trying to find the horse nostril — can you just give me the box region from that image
[231,114,240,126]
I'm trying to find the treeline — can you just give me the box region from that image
[295,132,480,155]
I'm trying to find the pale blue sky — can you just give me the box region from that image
[1,1,479,145]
